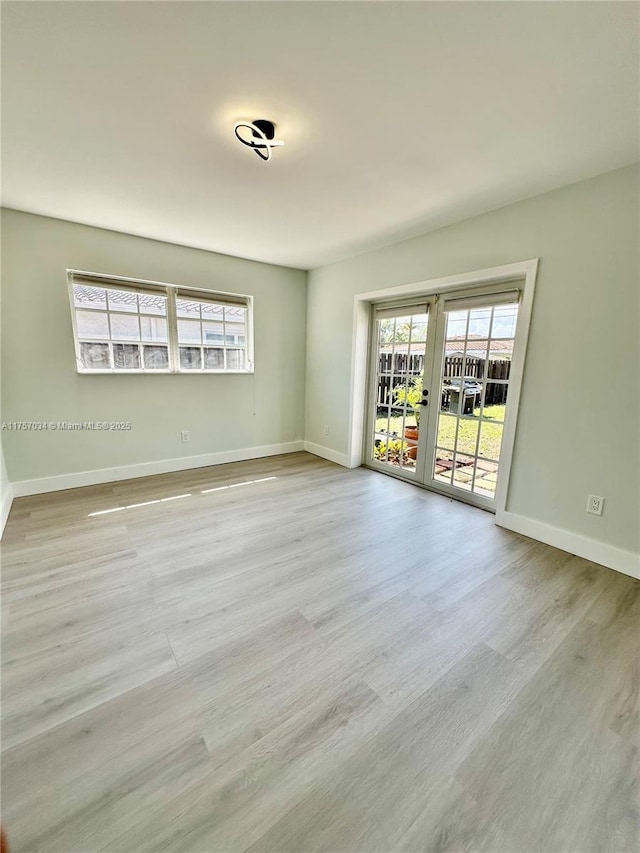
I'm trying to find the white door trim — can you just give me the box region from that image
[348,259,539,519]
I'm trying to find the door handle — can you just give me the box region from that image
[420,389,429,407]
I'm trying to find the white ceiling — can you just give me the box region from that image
[2,1,638,269]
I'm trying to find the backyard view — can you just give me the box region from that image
[375,403,505,460]
[372,301,518,501]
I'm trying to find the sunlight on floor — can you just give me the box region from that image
[87,476,278,517]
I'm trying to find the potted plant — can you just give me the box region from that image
[394,374,423,459]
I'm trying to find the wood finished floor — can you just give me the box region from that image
[1,452,638,853]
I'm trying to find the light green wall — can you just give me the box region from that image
[1,210,307,482]
[306,165,639,554]
[1,440,11,506]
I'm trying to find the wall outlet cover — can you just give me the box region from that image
[587,495,604,516]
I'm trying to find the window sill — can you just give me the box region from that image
[76,369,255,375]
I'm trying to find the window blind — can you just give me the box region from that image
[374,301,430,320]
[70,272,167,295]
[442,289,520,313]
[175,286,248,309]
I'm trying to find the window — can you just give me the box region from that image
[175,294,247,371]
[68,271,253,374]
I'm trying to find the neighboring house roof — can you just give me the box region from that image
[380,336,513,357]
[445,334,513,352]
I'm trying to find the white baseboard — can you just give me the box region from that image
[303,441,351,468]
[11,441,305,497]
[1,484,14,538]
[496,510,640,580]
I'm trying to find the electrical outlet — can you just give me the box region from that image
[181,430,190,443]
[587,494,604,516]
[323,425,330,436]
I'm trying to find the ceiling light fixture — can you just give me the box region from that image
[233,119,284,162]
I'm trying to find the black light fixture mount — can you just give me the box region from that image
[234,119,284,161]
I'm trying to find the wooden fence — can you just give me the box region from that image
[376,353,510,408]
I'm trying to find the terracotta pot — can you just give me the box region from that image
[404,426,419,459]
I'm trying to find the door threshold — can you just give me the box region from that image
[363,463,496,514]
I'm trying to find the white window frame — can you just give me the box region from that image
[67,270,254,375]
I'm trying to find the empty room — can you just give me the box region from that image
[1,2,638,851]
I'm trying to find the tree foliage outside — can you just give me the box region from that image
[379,320,413,346]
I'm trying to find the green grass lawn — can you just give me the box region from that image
[375,404,505,461]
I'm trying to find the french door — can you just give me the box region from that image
[366,284,521,510]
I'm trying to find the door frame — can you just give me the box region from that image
[350,259,539,517]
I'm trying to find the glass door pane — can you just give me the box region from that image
[370,308,429,477]
[431,301,518,503]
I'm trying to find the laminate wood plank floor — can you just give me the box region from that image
[1,452,638,852]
